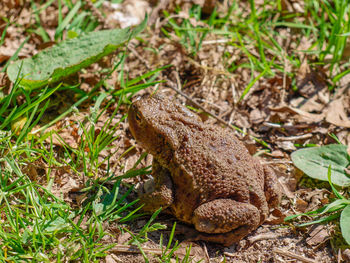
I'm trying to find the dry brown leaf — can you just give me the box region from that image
[44,123,80,149]
[250,108,266,124]
[49,131,79,148]
[269,150,285,158]
[117,232,132,244]
[306,225,330,247]
[59,177,80,195]
[0,72,10,88]
[325,98,350,128]
[291,97,325,114]
[202,0,216,14]
[295,198,308,212]
[343,249,350,262]
[270,105,324,122]
[105,255,120,263]
[0,54,10,64]
[278,174,297,198]
[297,188,330,212]
[275,141,296,151]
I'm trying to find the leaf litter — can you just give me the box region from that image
[2,0,350,262]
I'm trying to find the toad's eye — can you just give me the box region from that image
[135,110,142,122]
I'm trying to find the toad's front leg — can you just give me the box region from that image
[192,199,260,246]
[263,165,282,208]
[139,159,174,212]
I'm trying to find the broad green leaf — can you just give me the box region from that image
[291,144,350,187]
[340,204,350,245]
[7,16,147,89]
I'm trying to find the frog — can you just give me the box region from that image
[128,93,281,246]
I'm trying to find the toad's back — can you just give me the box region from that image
[168,123,267,223]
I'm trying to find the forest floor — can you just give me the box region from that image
[1,0,350,262]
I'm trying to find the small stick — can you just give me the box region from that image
[275,133,313,141]
[202,242,210,262]
[201,39,231,45]
[168,76,235,131]
[110,245,163,255]
[273,248,317,263]
[247,233,278,244]
[110,244,200,260]
[185,56,234,79]
[128,45,151,70]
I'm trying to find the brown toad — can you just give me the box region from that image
[128,94,281,246]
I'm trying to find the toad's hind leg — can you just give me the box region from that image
[192,199,260,245]
[139,159,174,212]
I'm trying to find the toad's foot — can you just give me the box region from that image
[139,159,174,212]
[192,199,260,245]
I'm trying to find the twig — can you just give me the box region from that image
[185,56,234,79]
[110,244,199,260]
[168,75,235,131]
[201,242,210,262]
[263,160,293,165]
[273,248,317,263]
[247,233,278,244]
[275,133,313,141]
[202,39,231,45]
[110,245,163,255]
[128,45,151,70]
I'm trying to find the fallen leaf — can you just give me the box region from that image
[117,232,132,244]
[295,199,308,212]
[105,255,119,263]
[325,99,350,128]
[342,249,350,262]
[0,54,10,64]
[306,225,330,246]
[275,141,297,151]
[270,105,324,122]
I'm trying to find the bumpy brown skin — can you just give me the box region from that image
[128,94,281,246]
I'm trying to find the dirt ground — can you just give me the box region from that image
[1,0,350,262]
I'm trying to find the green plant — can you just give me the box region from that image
[291,143,350,187]
[162,5,217,56]
[7,17,147,89]
[285,166,350,245]
[0,123,149,261]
